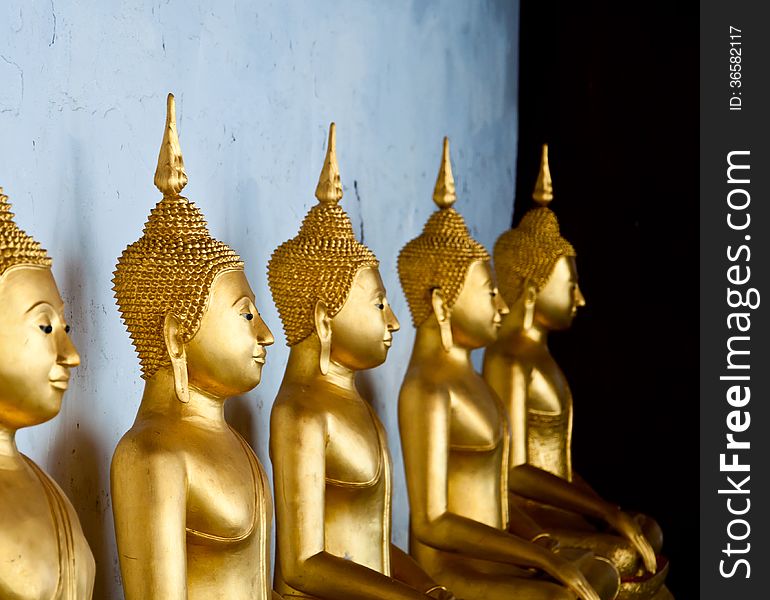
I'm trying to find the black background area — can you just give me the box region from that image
[513,2,698,596]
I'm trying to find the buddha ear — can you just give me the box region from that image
[163,312,189,403]
[523,283,537,331]
[431,288,453,353]
[314,300,332,375]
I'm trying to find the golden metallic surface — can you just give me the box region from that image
[267,123,379,347]
[268,124,454,600]
[397,138,489,328]
[397,139,618,600]
[483,145,671,600]
[0,188,95,599]
[113,94,245,380]
[0,187,52,272]
[111,94,277,599]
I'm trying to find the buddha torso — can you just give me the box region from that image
[485,334,574,478]
[403,362,508,568]
[272,379,391,598]
[0,456,95,600]
[112,413,272,600]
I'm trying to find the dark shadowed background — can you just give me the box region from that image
[513,2,698,596]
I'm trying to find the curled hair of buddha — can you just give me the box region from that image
[0,187,52,277]
[113,93,244,379]
[398,137,490,327]
[494,144,575,305]
[267,123,379,346]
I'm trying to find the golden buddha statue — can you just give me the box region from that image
[267,123,456,600]
[397,138,620,600]
[482,145,672,600]
[111,94,277,600]
[0,187,95,598]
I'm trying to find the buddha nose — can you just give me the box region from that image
[58,327,81,368]
[255,313,275,347]
[385,303,400,333]
[575,284,586,309]
[495,289,510,316]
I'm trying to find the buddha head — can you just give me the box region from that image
[113,94,273,403]
[267,123,399,374]
[493,145,585,333]
[398,137,508,352]
[0,187,80,430]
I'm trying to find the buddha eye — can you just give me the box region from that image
[490,290,497,297]
[241,312,254,321]
[376,303,385,310]
[65,325,71,334]
[39,324,53,334]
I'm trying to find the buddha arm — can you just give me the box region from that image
[482,359,546,539]
[483,355,529,467]
[508,463,618,520]
[390,544,441,593]
[270,403,427,600]
[111,438,187,600]
[399,381,557,570]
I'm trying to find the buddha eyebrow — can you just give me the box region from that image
[231,295,255,307]
[25,300,59,314]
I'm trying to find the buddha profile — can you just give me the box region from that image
[0,187,95,598]
[267,123,455,600]
[397,138,620,600]
[483,145,672,600]
[111,94,277,599]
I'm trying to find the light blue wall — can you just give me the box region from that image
[0,1,518,597]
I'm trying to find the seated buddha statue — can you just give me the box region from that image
[482,145,672,600]
[397,138,621,600]
[0,187,95,599]
[111,94,278,600]
[267,123,456,600]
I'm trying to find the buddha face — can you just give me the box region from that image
[449,260,508,349]
[185,269,274,399]
[0,266,80,429]
[329,267,400,371]
[534,255,585,331]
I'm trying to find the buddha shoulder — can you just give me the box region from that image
[399,365,451,410]
[111,419,187,480]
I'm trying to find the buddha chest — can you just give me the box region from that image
[185,429,262,544]
[448,378,505,451]
[0,459,94,600]
[527,361,573,480]
[446,378,506,528]
[323,399,391,573]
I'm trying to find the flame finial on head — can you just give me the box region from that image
[154,93,188,198]
[532,143,553,206]
[398,136,490,327]
[268,122,379,346]
[315,122,343,205]
[433,136,457,209]
[493,143,574,304]
[114,94,244,379]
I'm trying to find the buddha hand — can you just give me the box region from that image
[540,553,602,600]
[605,508,657,573]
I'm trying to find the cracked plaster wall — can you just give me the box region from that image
[0,1,518,597]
